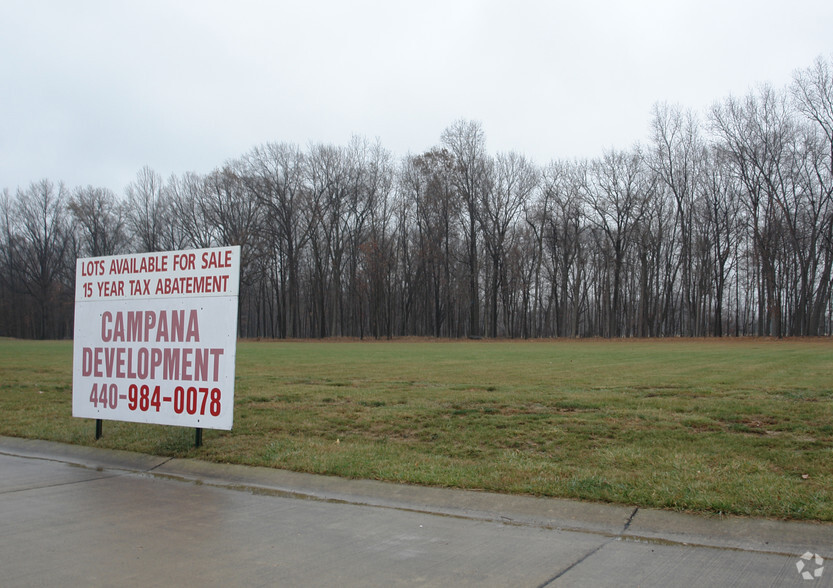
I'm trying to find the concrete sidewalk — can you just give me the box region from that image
[1,435,831,586]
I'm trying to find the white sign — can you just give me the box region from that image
[72,247,240,430]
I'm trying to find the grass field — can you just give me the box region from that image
[1,337,832,521]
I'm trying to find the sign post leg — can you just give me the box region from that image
[95,419,103,440]
[195,427,203,448]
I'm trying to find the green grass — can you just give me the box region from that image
[2,337,833,521]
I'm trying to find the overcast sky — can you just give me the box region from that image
[2,0,832,195]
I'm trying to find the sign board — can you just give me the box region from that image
[72,246,240,430]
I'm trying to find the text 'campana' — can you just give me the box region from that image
[101,309,200,342]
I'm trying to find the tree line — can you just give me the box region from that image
[2,57,832,340]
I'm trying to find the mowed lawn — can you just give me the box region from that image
[2,337,832,521]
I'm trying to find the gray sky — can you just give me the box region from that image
[2,0,832,195]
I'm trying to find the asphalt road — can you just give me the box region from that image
[1,436,831,587]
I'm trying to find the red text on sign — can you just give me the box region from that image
[101,309,200,342]
[81,346,225,381]
[81,260,106,276]
[173,252,196,270]
[98,281,124,297]
[202,249,232,269]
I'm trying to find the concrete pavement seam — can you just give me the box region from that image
[145,457,174,472]
[0,471,124,495]
[623,506,639,531]
[536,540,611,588]
[535,506,640,587]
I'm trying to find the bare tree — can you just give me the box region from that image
[69,185,128,258]
[125,166,169,252]
[480,152,538,337]
[241,143,310,338]
[0,188,24,336]
[306,143,353,337]
[14,180,72,338]
[441,119,491,337]
[650,103,707,335]
[167,172,217,249]
[202,165,263,249]
[400,148,461,337]
[582,149,653,337]
[697,149,742,336]
[793,56,833,155]
[354,139,396,338]
[711,86,793,336]
[792,55,833,334]
[539,160,588,337]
